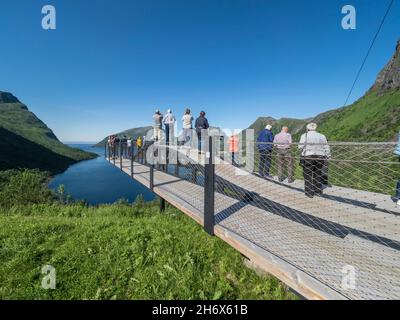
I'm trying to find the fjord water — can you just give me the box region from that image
[49,144,155,205]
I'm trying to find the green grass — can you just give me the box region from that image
[0,170,295,300]
[0,202,295,300]
[0,170,54,207]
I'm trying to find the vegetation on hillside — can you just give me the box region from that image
[244,90,400,142]
[0,92,96,173]
[0,170,295,300]
[316,91,400,142]
[0,170,54,207]
[0,127,88,174]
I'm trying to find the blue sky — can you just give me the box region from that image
[0,0,399,142]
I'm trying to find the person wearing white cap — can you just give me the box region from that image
[256,124,274,178]
[152,109,163,142]
[162,109,176,145]
[182,108,194,145]
[298,123,330,198]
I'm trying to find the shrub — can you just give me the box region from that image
[0,169,54,207]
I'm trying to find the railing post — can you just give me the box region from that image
[160,197,165,212]
[175,157,179,176]
[166,145,169,173]
[204,135,215,235]
[119,140,123,170]
[192,166,197,184]
[150,164,154,191]
[131,144,134,176]
[113,144,116,166]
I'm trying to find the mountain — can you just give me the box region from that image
[244,117,309,140]
[0,92,97,174]
[244,40,400,142]
[368,40,400,95]
[95,126,153,147]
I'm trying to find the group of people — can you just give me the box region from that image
[256,125,400,201]
[256,123,330,198]
[107,134,145,159]
[110,114,400,202]
[152,108,210,152]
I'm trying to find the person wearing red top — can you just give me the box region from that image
[228,135,239,166]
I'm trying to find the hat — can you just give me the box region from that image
[265,124,272,130]
[307,123,318,131]
[155,109,159,113]
[167,109,172,113]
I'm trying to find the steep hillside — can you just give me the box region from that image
[244,41,400,142]
[0,92,96,173]
[313,91,400,141]
[368,40,400,94]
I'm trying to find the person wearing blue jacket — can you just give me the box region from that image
[394,130,400,205]
[257,124,274,178]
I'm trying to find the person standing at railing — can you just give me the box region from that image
[111,135,117,159]
[153,109,163,142]
[273,126,294,183]
[114,135,120,158]
[257,124,274,178]
[162,109,176,145]
[195,111,209,154]
[228,134,239,166]
[107,135,112,159]
[127,136,132,158]
[136,136,142,149]
[394,130,400,205]
[182,108,194,145]
[121,135,128,159]
[298,123,330,198]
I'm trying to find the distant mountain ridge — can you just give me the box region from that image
[0,92,96,174]
[95,126,153,147]
[245,40,400,142]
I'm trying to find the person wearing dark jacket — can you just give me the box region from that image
[257,125,274,177]
[195,111,209,153]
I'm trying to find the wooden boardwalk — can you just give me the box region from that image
[107,147,400,300]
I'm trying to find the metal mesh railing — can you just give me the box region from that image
[106,136,400,300]
[216,140,400,299]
